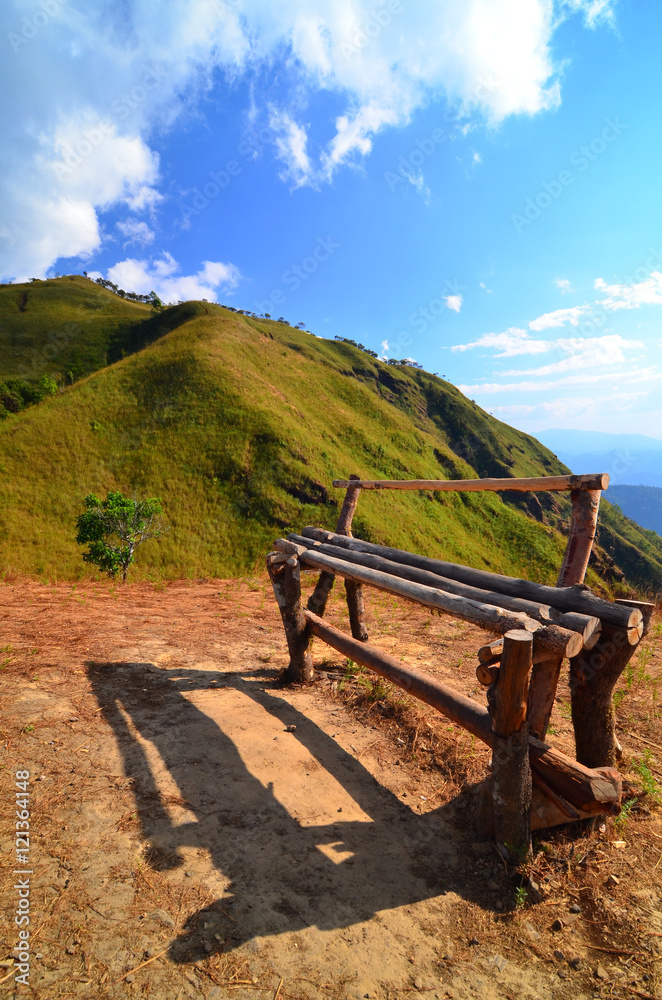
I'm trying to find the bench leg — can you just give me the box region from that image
[488,630,533,859]
[308,575,368,641]
[526,656,563,740]
[307,569,335,617]
[569,627,636,768]
[267,553,314,685]
[345,580,369,642]
[569,600,655,768]
[556,488,601,588]
[307,474,369,641]
[491,728,532,858]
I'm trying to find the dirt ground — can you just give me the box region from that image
[1,572,661,1000]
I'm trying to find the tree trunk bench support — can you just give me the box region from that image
[555,488,655,766]
[266,552,313,684]
[307,473,368,641]
[488,630,533,858]
[568,604,656,767]
[267,471,649,844]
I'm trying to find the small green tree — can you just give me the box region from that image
[75,491,166,581]
[37,375,58,398]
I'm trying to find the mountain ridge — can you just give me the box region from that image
[1,276,661,595]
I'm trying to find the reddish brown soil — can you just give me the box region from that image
[1,575,661,1000]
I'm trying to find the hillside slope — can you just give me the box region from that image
[0,275,154,382]
[1,277,662,593]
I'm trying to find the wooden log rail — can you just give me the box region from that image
[332,473,609,493]
[297,527,642,638]
[275,538,583,661]
[288,532,602,643]
[305,610,622,821]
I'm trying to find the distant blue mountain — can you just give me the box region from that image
[607,484,662,537]
[535,429,662,489]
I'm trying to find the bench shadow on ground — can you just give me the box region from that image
[87,659,508,964]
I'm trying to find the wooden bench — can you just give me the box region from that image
[266,473,655,858]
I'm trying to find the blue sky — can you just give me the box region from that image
[2,0,661,437]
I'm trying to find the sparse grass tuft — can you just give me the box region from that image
[614,797,637,831]
[631,749,661,802]
[515,885,528,909]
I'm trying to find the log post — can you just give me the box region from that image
[266,552,314,684]
[556,488,601,588]
[488,630,533,860]
[569,600,656,767]
[307,474,368,642]
[345,579,369,642]
[526,656,563,740]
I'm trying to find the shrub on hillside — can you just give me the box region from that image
[0,375,58,418]
[75,491,166,582]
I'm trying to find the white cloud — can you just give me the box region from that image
[501,334,642,376]
[321,104,400,180]
[405,169,431,201]
[528,304,589,330]
[554,277,572,292]
[459,366,661,395]
[452,328,550,356]
[0,0,618,279]
[124,185,164,214]
[492,390,647,424]
[489,404,536,416]
[105,254,241,302]
[479,281,492,293]
[562,0,616,29]
[117,219,155,247]
[493,397,598,421]
[445,294,463,313]
[452,331,643,375]
[269,108,312,187]
[538,397,598,420]
[595,271,662,311]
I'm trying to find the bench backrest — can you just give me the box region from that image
[332,473,610,588]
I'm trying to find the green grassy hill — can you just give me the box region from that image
[1,276,661,594]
